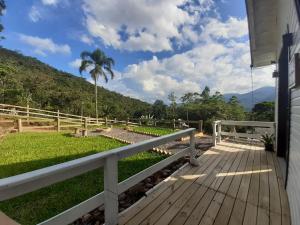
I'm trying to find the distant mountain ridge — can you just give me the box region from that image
[224,86,275,111]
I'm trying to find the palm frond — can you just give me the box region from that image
[80,51,92,60]
[79,60,93,74]
[104,66,115,80]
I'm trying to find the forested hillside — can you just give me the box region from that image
[0,47,150,119]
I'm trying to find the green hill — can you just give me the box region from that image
[0,47,150,119]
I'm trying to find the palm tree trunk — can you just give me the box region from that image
[94,79,98,121]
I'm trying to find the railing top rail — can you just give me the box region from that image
[220,120,275,127]
[0,128,195,201]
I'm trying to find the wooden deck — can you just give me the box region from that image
[119,141,291,225]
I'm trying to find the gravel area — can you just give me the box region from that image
[84,128,212,155]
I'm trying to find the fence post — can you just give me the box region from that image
[198,120,203,132]
[105,117,108,127]
[189,130,199,166]
[104,155,118,225]
[114,118,117,124]
[212,122,217,146]
[84,117,88,129]
[17,118,22,132]
[173,119,176,130]
[56,110,60,132]
[217,122,222,143]
[139,118,142,126]
[126,117,129,126]
[26,104,29,124]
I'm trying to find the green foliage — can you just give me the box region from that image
[0,47,150,119]
[152,100,167,119]
[131,126,175,136]
[261,133,274,151]
[0,132,165,224]
[252,101,275,121]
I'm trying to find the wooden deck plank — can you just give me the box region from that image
[183,188,216,225]
[243,203,257,225]
[168,185,208,225]
[198,192,225,225]
[246,146,261,207]
[258,149,270,211]
[138,151,228,225]
[118,142,291,225]
[266,151,281,215]
[227,146,250,198]
[153,183,200,225]
[213,195,235,225]
[236,147,255,202]
[228,198,247,225]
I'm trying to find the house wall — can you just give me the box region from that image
[277,0,300,224]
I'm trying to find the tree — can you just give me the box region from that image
[79,49,115,119]
[252,101,275,121]
[201,86,210,100]
[152,100,167,119]
[168,92,177,119]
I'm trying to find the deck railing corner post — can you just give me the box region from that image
[212,121,217,146]
[189,130,199,166]
[217,122,222,143]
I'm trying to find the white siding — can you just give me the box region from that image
[278,0,300,224]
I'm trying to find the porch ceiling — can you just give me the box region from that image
[246,0,279,68]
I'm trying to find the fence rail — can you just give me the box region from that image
[0,103,203,132]
[212,120,276,146]
[0,128,198,225]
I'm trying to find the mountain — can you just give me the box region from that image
[0,47,150,119]
[224,86,275,111]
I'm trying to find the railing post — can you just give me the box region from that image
[126,117,129,126]
[105,117,108,127]
[104,155,118,225]
[189,130,199,166]
[139,118,142,126]
[212,121,217,146]
[217,122,222,143]
[17,118,22,132]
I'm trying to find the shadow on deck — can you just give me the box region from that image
[119,141,291,225]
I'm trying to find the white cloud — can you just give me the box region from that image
[19,34,71,56]
[102,17,274,102]
[28,6,42,22]
[82,0,215,52]
[80,34,94,45]
[69,58,82,69]
[41,0,59,6]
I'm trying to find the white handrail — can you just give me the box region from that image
[212,120,276,146]
[0,128,198,225]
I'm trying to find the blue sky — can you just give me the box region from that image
[1,0,274,102]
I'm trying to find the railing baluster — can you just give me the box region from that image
[189,131,199,166]
[104,155,118,225]
[217,122,222,143]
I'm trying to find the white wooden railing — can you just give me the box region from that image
[212,120,276,146]
[0,128,198,225]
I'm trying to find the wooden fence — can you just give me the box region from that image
[212,120,276,146]
[0,103,203,132]
[0,128,198,225]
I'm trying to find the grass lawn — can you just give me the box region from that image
[131,126,176,136]
[0,132,165,225]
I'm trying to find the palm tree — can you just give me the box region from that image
[79,49,115,120]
